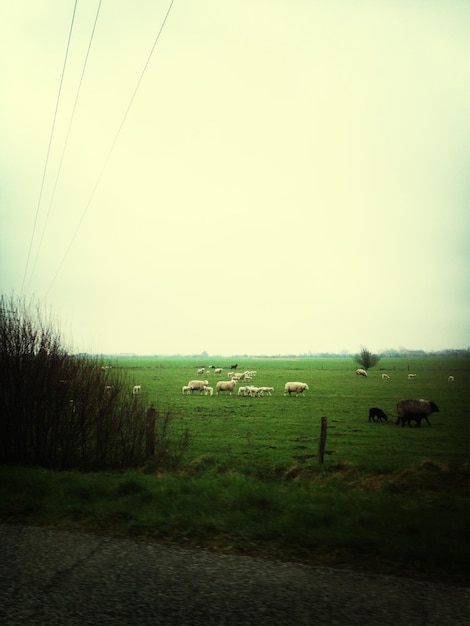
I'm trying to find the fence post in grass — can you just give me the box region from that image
[146,406,156,458]
[318,416,327,465]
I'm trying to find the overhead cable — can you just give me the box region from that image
[21,0,79,293]
[45,0,176,297]
[26,0,103,293]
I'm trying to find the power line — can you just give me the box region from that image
[45,0,176,297]
[26,0,103,293]
[21,0,79,293]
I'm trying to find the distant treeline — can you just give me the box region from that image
[83,348,470,359]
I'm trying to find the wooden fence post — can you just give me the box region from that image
[146,406,156,458]
[318,416,327,465]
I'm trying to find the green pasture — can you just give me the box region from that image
[1,357,468,583]
[115,356,469,473]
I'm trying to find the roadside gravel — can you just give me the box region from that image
[1,524,468,625]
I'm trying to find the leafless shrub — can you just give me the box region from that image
[354,346,381,371]
[142,406,193,472]
[0,295,155,470]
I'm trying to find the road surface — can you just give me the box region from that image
[1,524,468,625]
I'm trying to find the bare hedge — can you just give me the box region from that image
[0,295,151,470]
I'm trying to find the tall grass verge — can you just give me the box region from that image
[0,462,468,585]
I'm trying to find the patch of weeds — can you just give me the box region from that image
[115,476,147,497]
[187,454,221,472]
[387,460,469,494]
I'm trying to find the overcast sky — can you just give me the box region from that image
[1,1,469,356]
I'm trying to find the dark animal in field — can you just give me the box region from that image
[368,407,388,423]
[230,364,238,369]
[396,399,439,427]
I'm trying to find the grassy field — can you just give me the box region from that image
[117,356,469,473]
[1,356,469,584]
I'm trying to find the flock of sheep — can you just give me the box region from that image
[177,366,451,428]
[181,367,310,397]
[357,368,455,384]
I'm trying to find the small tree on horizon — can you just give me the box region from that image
[354,346,380,370]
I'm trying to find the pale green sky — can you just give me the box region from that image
[1,1,469,355]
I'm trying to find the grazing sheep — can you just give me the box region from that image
[203,386,213,396]
[214,368,223,375]
[132,385,141,395]
[187,380,209,394]
[356,369,368,377]
[368,407,388,423]
[408,373,417,380]
[381,373,390,380]
[284,382,309,396]
[396,399,439,427]
[182,385,192,395]
[216,380,237,395]
[232,371,252,381]
[197,367,205,375]
[448,375,454,382]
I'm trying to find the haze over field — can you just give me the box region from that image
[1,1,469,356]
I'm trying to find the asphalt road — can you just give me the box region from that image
[1,524,468,625]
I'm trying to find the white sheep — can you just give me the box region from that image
[237,386,248,396]
[214,368,223,375]
[187,379,209,394]
[381,373,390,380]
[246,386,261,397]
[448,375,454,382]
[203,386,214,396]
[355,369,368,377]
[284,382,309,396]
[132,385,141,395]
[259,386,274,396]
[197,367,205,375]
[408,373,417,380]
[182,385,192,395]
[216,380,237,395]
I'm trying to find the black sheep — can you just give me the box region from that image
[368,407,388,423]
